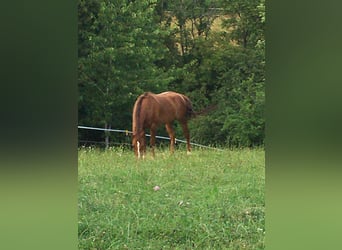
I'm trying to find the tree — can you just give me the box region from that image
[78,0,171,146]
[78,0,265,148]
[222,0,265,48]
[173,0,265,147]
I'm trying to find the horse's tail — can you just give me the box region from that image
[193,104,217,117]
[183,95,195,119]
[180,94,216,119]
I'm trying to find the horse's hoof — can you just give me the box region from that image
[187,151,192,155]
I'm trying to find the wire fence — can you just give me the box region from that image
[78,125,223,151]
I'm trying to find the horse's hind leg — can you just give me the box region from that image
[181,121,191,154]
[150,125,157,157]
[165,123,175,154]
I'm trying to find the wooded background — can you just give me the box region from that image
[78,0,265,147]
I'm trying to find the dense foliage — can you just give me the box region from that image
[78,0,265,147]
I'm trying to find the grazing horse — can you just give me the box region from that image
[132,91,194,158]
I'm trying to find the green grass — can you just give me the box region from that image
[78,147,265,249]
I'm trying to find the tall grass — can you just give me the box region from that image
[78,147,265,249]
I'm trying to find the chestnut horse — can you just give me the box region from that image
[132,91,194,158]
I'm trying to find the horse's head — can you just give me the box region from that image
[132,131,146,158]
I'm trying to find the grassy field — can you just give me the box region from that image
[78,147,265,249]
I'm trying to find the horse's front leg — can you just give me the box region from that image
[165,123,175,154]
[150,125,157,157]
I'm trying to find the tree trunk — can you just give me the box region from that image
[104,122,111,149]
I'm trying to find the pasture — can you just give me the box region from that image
[78,147,265,249]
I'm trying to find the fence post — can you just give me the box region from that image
[104,123,111,149]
